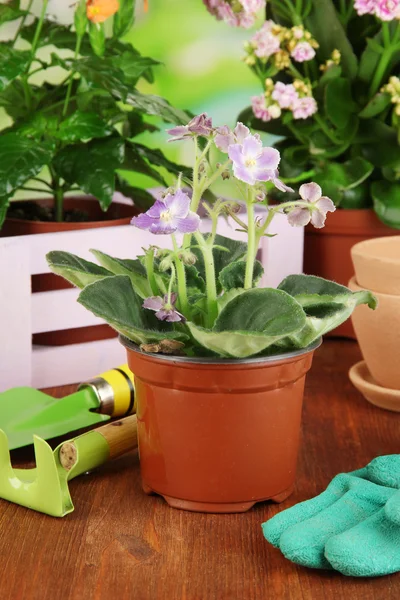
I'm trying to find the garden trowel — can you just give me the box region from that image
[0,414,138,517]
[0,365,136,451]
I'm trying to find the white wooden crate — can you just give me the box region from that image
[0,208,303,391]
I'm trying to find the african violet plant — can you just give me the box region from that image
[0,0,188,225]
[216,0,400,228]
[46,114,376,359]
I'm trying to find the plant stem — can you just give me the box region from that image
[63,34,83,117]
[194,231,218,328]
[244,188,256,289]
[369,22,397,97]
[172,235,190,317]
[167,264,176,304]
[54,187,64,223]
[13,0,34,46]
[26,0,49,73]
[202,159,231,192]
[145,247,159,295]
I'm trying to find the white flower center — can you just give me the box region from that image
[160,210,172,222]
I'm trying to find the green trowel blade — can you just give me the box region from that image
[0,386,110,451]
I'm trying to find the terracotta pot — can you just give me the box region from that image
[304,209,398,338]
[349,276,400,389]
[121,337,321,514]
[351,236,400,295]
[1,197,139,346]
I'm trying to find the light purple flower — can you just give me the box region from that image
[271,82,299,109]
[292,96,318,120]
[167,113,213,142]
[251,21,281,58]
[251,94,281,122]
[287,182,335,229]
[228,134,282,186]
[291,41,316,62]
[143,293,185,323]
[215,122,252,153]
[131,189,200,235]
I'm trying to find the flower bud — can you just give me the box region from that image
[221,170,230,180]
[159,256,173,272]
[177,250,197,266]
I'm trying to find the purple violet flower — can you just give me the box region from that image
[287,182,336,229]
[167,113,213,142]
[228,134,291,191]
[131,189,200,235]
[143,293,185,323]
[215,122,252,153]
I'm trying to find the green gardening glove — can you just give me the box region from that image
[262,455,400,577]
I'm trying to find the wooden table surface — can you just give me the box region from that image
[0,340,399,600]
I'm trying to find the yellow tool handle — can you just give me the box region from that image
[79,364,136,418]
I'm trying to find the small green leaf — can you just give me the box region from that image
[74,0,87,37]
[0,195,11,229]
[124,90,190,124]
[0,47,31,92]
[122,145,167,185]
[112,51,158,85]
[0,2,26,25]
[90,249,152,298]
[113,0,136,38]
[78,275,189,345]
[192,234,247,292]
[54,137,125,210]
[46,251,113,288]
[89,22,105,57]
[0,134,53,198]
[219,260,264,291]
[371,180,400,229]
[359,93,391,119]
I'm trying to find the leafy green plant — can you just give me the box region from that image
[47,114,376,358]
[237,0,400,228]
[0,0,189,226]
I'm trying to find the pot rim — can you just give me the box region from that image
[351,236,400,265]
[120,335,322,365]
[349,275,400,299]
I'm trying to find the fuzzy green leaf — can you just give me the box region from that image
[46,251,112,288]
[277,274,377,347]
[78,275,188,345]
[219,260,263,291]
[192,234,247,292]
[188,288,306,358]
[90,249,152,298]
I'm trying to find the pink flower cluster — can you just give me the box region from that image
[354,0,400,20]
[203,0,265,28]
[251,20,281,58]
[252,82,318,122]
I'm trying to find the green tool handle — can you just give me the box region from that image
[58,414,138,480]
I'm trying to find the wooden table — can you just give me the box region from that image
[1,340,399,600]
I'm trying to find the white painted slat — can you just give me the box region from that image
[0,237,32,391]
[31,288,104,333]
[32,338,126,388]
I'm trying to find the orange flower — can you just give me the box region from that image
[144,0,149,11]
[86,0,120,23]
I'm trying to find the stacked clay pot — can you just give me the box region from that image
[349,236,400,411]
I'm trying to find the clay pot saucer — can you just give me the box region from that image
[349,361,400,413]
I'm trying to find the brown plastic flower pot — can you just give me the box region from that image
[121,337,321,514]
[303,208,398,338]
